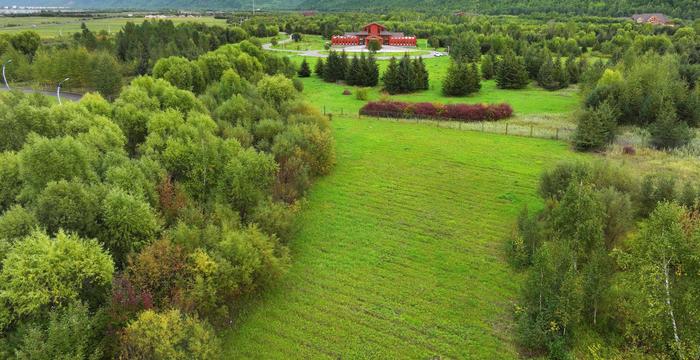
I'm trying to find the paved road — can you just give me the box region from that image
[262,34,447,60]
[0,87,83,101]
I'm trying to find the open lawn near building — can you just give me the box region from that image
[290,56,580,117]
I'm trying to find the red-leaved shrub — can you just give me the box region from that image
[359,101,513,122]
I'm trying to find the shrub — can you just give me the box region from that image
[120,309,221,360]
[359,101,512,122]
[355,87,369,101]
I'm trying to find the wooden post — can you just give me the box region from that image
[530,125,533,137]
[459,121,462,130]
[555,128,559,140]
[323,105,326,115]
[505,123,509,135]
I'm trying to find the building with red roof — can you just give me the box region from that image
[331,23,416,47]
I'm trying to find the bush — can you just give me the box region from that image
[342,89,351,95]
[120,309,221,360]
[359,101,513,122]
[355,87,369,101]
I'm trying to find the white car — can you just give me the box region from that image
[433,52,444,57]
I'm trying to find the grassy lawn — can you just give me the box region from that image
[291,56,579,117]
[0,16,227,38]
[223,116,579,359]
[272,34,326,50]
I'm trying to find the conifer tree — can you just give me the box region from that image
[314,58,325,77]
[573,101,618,151]
[537,55,559,90]
[346,55,361,85]
[397,54,416,93]
[365,53,379,87]
[524,46,546,79]
[442,60,466,96]
[450,32,481,62]
[555,57,569,89]
[649,100,694,149]
[496,50,529,89]
[413,57,429,90]
[481,52,496,80]
[382,57,401,94]
[566,57,581,84]
[298,58,311,78]
[467,62,482,94]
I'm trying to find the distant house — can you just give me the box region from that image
[631,13,670,25]
[331,23,416,47]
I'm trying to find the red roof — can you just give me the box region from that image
[362,22,387,32]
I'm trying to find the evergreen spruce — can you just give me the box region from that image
[537,55,559,90]
[397,54,416,93]
[314,58,325,77]
[366,53,379,87]
[649,100,694,149]
[298,58,311,78]
[524,46,546,79]
[555,57,570,89]
[481,52,496,80]
[346,55,361,86]
[413,57,429,90]
[450,32,481,62]
[467,62,482,94]
[382,57,401,94]
[573,101,619,151]
[496,50,529,89]
[442,60,465,96]
[566,56,581,84]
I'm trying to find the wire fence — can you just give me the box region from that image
[321,106,575,141]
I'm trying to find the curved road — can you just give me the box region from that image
[262,34,447,60]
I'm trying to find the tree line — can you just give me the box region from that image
[0,37,334,359]
[510,160,700,358]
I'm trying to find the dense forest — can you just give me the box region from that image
[0,0,697,18]
[0,26,334,357]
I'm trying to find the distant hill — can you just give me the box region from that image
[297,0,698,19]
[0,0,696,19]
[0,0,303,10]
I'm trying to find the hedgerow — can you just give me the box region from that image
[359,101,513,122]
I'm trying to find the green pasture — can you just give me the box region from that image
[223,116,579,358]
[0,16,226,38]
[290,56,579,117]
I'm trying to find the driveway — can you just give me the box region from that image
[262,34,446,59]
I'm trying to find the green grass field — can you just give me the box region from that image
[291,56,579,117]
[223,116,578,358]
[0,16,226,38]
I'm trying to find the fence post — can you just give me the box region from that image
[505,123,509,135]
[530,125,533,137]
[459,121,462,130]
[323,105,326,115]
[555,128,559,140]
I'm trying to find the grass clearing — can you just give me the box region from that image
[223,116,580,358]
[0,16,227,38]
